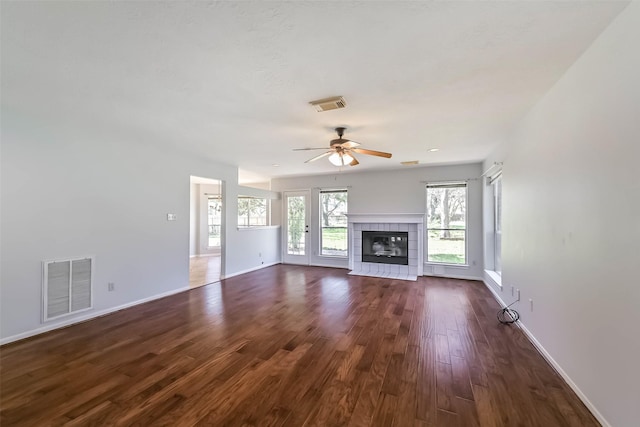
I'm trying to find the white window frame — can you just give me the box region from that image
[491,174,502,275]
[319,189,348,258]
[237,196,269,228]
[207,195,222,248]
[426,182,468,265]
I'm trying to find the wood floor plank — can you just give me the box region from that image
[436,409,459,427]
[348,333,396,426]
[415,337,437,424]
[436,333,451,365]
[455,396,481,427]
[450,355,474,401]
[0,265,600,427]
[370,393,398,427]
[380,352,404,396]
[472,384,501,427]
[393,380,417,427]
[436,361,456,413]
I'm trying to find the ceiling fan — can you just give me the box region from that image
[294,127,392,166]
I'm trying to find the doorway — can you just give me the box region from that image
[282,190,310,265]
[189,176,224,288]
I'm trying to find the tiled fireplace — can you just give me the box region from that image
[347,213,424,281]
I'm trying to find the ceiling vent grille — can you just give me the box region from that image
[309,96,346,112]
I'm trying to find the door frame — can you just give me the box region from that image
[189,176,225,286]
[282,190,311,265]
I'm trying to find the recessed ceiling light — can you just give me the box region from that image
[401,160,419,166]
[271,164,280,167]
[428,148,440,152]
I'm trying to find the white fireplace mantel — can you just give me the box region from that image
[347,213,425,224]
[347,213,424,281]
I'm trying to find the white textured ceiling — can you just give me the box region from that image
[1,1,628,183]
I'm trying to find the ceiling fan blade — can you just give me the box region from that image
[340,140,361,149]
[349,154,359,166]
[352,148,392,158]
[305,150,333,163]
[293,147,330,151]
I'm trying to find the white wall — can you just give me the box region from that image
[227,227,281,277]
[227,185,282,275]
[485,3,640,426]
[0,116,280,343]
[272,163,484,279]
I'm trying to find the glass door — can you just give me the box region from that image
[283,191,310,265]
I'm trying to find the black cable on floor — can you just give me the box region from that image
[497,299,520,324]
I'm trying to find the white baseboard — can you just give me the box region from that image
[0,286,189,346]
[223,262,280,279]
[516,322,610,427]
[310,263,349,269]
[481,279,610,427]
[423,272,483,281]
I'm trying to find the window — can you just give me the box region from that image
[286,194,306,255]
[426,183,467,264]
[207,196,222,247]
[493,175,502,274]
[237,196,268,228]
[320,190,348,257]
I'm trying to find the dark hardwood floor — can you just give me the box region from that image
[0,265,598,426]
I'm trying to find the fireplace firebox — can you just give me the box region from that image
[362,231,409,265]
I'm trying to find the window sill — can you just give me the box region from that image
[485,270,502,288]
[237,225,280,231]
[425,262,469,268]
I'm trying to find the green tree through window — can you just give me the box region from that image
[320,190,348,257]
[426,183,467,264]
[238,196,267,227]
[287,196,305,254]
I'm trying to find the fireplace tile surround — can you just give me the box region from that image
[347,213,424,281]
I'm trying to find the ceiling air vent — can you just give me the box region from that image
[309,96,346,112]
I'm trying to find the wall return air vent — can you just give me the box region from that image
[43,256,94,321]
[309,96,346,112]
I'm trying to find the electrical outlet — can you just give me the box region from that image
[108,282,115,292]
[529,299,534,311]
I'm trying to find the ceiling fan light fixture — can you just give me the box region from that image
[328,152,353,166]
[297,127,392,166]
[329,152,343,166]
